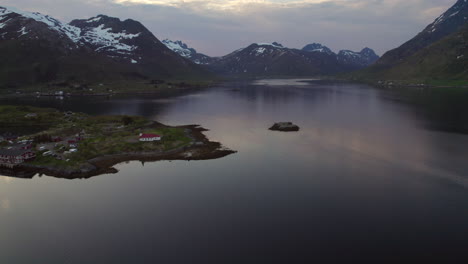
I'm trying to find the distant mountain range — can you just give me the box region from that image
[0,6,208,87]
[356,0,468,82]
[163,40,379,77]
[1,1,465,88]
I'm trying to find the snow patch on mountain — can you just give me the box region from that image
[428,0,467,33]
[0,6,81,42]
[0,20,9,29]
[162,39,193,58]
[254,47,267,55]
[339,50,360,57]
[255,42,284,48]
[86,16,102,23]
[18,26,28,37]
[162,39,213,64]
[302,43,334,54]
[81,24,141,54]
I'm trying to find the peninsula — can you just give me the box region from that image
[0,105,235,179]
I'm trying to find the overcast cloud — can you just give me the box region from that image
[0,0,457,56]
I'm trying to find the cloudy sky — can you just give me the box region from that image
[1,0,457,56]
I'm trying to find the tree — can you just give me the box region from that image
[122,116,134,126]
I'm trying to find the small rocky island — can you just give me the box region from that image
[0,105,235,179]
[269,122,300,132]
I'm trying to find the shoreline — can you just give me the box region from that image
[1,125,236,179]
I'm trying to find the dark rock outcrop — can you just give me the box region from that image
[269,122,300,132]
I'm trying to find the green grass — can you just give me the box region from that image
[146,127,192,151]
[352,25,468,85]
[0,105,196,170]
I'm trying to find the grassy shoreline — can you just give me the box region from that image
[0,105,235,179]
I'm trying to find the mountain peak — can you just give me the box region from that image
[0,6,81,42]
[302,43,334,54]
[0,7,209,85]
[360,47,378,56]
[254,42,284,48]
[376,0,467,66]
[426,0,467,34]
[162,39,197,58]
[338,48,379,66]
[162,38,212,65]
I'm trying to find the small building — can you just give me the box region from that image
[16,144,33,150]
[139,133,162,142]
[0,149,36,165]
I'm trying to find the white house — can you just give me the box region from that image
[139,133,162,142]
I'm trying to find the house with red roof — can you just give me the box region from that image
[139,133,162,142]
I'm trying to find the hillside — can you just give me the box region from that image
[0,6,209,88]
[360,25,468,83]
[356,0,468,83]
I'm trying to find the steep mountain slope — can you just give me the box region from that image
[302,43,334,55]
[357,0,468,82]
[363,24,468,81]
[337,48,379,67]
[376,0,467,67]
[162,39,213,65]
[208,42,379,77]
[0,6,209,87]
[0,6,130,85]
[70,16,208,78]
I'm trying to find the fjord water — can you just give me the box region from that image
[1,80,468,263]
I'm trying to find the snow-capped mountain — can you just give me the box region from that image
[162,39,213,65]
[70,15,143,61]
[162,39,196,58]
[0,6,79,49]
[376,0,468,66]
[208,42,351,76]
[0,6,208,86]
[302,43,379,67]
[207,42,379,77]
[69,15,196,69]
[358,0,468,81]
[302,43,334,55]
[337,48,379,66]
[425,0,467,35]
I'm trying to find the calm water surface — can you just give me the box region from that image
[1,80,468,263]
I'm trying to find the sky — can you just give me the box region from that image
[0,0,458,56]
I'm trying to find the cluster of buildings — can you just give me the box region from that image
[0,140,36,168]
[0,125,164,168]
[0,133,84,167]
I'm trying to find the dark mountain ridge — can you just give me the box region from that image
[204,42,379,77]
[377,0,467,67]
[162,39,213,65]
[356,0,468,82]
[0,6,209,87]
